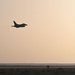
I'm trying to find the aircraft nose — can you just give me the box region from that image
[26,24,27,26]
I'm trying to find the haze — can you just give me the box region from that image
[0,0,75,63]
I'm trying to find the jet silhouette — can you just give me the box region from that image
[12,21,27,28]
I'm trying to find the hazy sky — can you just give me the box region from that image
[1,0,75,63]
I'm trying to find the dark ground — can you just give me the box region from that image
[0,65,75,75]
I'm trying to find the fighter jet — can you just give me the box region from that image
[12,21,27,28]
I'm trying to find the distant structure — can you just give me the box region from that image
[12,21,27,28]
[47,65,50,68]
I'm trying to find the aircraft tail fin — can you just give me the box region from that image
[13,21,17,25]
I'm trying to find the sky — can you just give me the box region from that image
[0,0,75,63]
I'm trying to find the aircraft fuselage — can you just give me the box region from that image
[15,24,27,28]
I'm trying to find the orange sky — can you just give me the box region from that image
[0,0,75,63]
